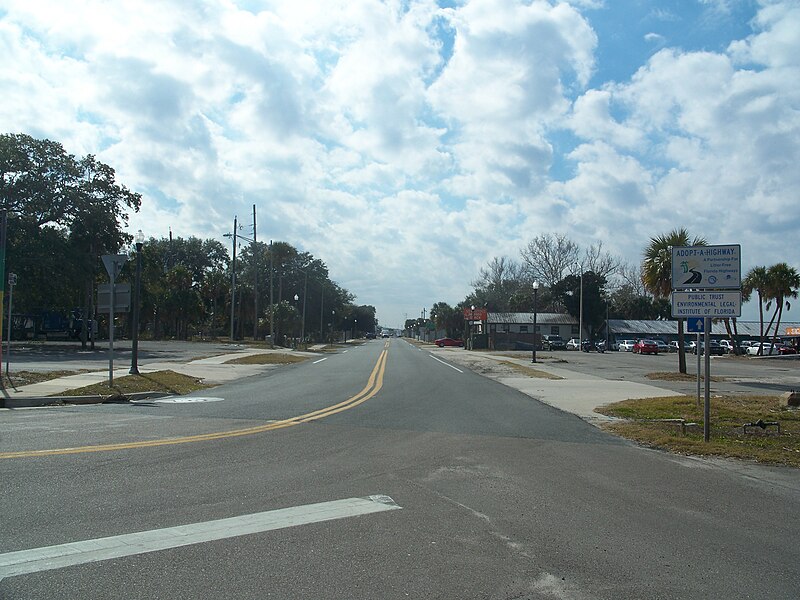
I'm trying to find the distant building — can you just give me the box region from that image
[483,312,800,351]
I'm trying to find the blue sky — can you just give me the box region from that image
[1,0,798,328]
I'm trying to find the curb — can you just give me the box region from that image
[2,391,174,409]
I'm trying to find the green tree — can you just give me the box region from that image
[552,271,607,340]
[742,266,770,353]
[642,228,706,373]
[763,263,800,348]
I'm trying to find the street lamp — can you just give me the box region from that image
[294,294,299,348]
[531,281,539,363]
[6,272,17,376]
[130,230,144,374]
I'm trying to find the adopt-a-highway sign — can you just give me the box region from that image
[671,245,740,290]
[672,291,742,318]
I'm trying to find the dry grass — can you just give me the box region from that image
[598,395,800,467]
[225,353,309,365]
[645,372,726,382]
[57,370,212,398]
[497,361,564,380]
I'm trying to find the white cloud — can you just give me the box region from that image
[1,0,798,326]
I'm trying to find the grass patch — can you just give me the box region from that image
[597,395,800,467]
[58,370,212,398]
[225,353,309,365]
[646,372,726,382]
[497,361,563,380]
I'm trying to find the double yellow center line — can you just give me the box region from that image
[0,347,389,460]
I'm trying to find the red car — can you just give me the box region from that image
[776,344,798,355]
[633,339,659,354]
[434,338,464,348]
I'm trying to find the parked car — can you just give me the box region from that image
[566,338,581,351]
[434,337,463,347]
[718,339,734,353]
[746,342,778,356]
[633,339,659,354]
[618,340,636,352]
[653,340,671,353]
[776,344,798,355]
[541,335,566,350]
[582,339,605,352]
[693,340,725,355]
[668,340,686,352]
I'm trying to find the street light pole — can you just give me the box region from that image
[531,281,539,363]
[129,230,144,374]
[230,216,237,341]
[6,272,16,376]
[301,269,307,347]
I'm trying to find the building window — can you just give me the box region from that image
[571,325,579,334]
[535,325,540,333]
[520,325,528,333]
[551,326,559,335]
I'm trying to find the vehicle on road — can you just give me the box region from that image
[618,340,636,352]
[434,337,464,347]
[633,339,658,354]
[582,339,605,353]
[541,335,566,350]
[566,338,581,351]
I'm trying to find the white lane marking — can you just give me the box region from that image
[0,495,401,580]
[150,397,224,404]
[313,357,328,364]
[429,354,463,373]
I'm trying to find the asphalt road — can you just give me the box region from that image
[1,339,799,599]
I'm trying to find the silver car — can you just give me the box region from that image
[618,340,636,352]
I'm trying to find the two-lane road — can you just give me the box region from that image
[2,339,799,599]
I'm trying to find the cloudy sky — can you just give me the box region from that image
[2,0,798,328]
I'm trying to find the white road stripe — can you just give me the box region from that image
[313,357,328,364]
[0,495,401,580]
[429,354,463,373]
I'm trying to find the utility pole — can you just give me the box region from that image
[252,204,258,340]
[230,216,237,341]
[269,240,274,348]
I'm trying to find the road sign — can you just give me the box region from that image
[671,245,741,290]
[97,283,131,313]
[101,254,128,280]
[463,307,488,321]
[671,291,742,318]
[686,317,705,333]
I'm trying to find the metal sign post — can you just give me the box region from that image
[101,254,128,387]
[687,317,704,408]
[671,244,743,442]
[704,318,711,442]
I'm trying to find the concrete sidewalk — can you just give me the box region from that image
[1,348,320,407]
[435,349,681,424]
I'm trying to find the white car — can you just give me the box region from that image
[746,343,779,356]
[566,338,581,350]
[618,340,636,352]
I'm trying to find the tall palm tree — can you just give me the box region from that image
[642,228,706,374]
[764,263,800,349]
[742,266,769,355]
